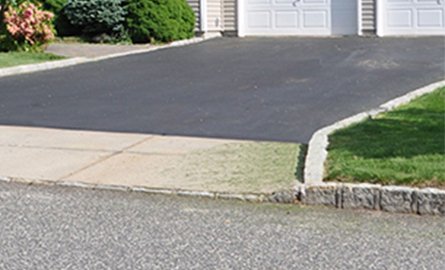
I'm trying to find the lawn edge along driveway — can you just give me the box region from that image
[300,80,445,216]
[326,87,444,188]
[0,52,64,68]
[0,36,210,78]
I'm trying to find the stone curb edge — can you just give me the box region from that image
[0,36,214,79]
[304,79,445,185]
[300,80,445,216]
[1,175,443,216]
[0,176,298,204]
[299,183,445,216]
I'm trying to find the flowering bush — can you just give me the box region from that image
[2,1,55,51]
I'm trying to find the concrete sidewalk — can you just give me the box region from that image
[0,126,300,195]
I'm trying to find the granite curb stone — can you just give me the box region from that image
[416,188,445,216]
[1,175,444,216]
[341,184,381,210]
[297,182,445,216]
[301,183,339,206]
[380,186,418,214]
[300,80,445,216]
[304,80,445,185]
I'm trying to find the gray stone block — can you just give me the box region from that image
[268,190,296,203]
[341,184,381,210]
[380,186,417,213]
[302,184,339,207]
[416,189,445,216]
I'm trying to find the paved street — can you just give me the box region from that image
[0,182,443,269]
[1,37,444,143]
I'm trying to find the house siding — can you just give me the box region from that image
[187,0,201,31]
[207,0,223,31]
[361,0,376,33]
[222,0,237,33]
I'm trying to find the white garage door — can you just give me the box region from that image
[244,0,358,36]
[382,0,445,35]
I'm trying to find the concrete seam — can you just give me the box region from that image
[0,143,116,153]
[56,136,153,181]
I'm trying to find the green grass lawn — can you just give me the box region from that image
[0,52,64,68]
[326,87,445,188]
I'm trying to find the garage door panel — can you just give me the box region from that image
[387,9,413,27]
[248,0,270,4]
[274,0,294,5]
[302,10,328,28]
[382,0,445,35]
[247,11,272,28]
[302,0,328,4]
[275,11,300,28]
[417,9,444,27]
[416,0,439,4]
[387,0,412,4]
[244,0,357,35]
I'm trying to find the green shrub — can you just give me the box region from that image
[125,0,195,43]
[35,0,80,37]
[38,0,65,13]
[63,0,127,41]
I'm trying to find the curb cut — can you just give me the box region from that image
[0,36,214,79]
[0,176,298,204]
[1,175,443,216]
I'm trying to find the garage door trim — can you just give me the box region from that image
[237,0,359,36]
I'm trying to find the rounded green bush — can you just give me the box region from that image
[63,0,127,39]
[125,0,195,43]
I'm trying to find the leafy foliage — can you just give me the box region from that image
[63,0,127,41]
[35,0,80,37]
[1,1,55,51]
[125,0,195,43]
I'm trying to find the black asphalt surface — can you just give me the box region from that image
[1,182,444,270]
[0,37,444,143]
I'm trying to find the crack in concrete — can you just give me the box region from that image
[57,136,155,181]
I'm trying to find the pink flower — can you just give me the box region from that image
[23,8,33,19]
[4,1,55,47]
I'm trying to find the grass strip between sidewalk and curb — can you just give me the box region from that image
[326,87,445,188]
[0,52,64,68]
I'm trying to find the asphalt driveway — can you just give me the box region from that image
[0,37,443,143]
